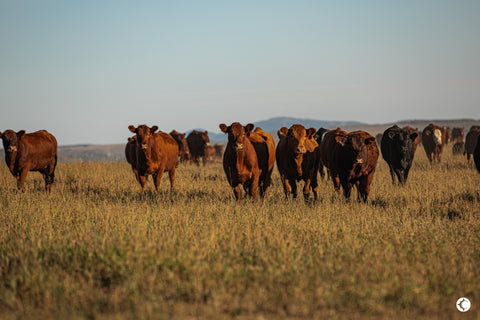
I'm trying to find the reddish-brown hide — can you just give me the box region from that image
[128,125,179,191]
[0,129,57,192]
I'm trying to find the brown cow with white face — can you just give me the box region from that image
[422,123,445,163]
[276,124,320,202]
[0,129,57,192]
[128,124,178,191]
[219,122,261,203]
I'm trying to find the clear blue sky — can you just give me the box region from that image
[1,1,479,145]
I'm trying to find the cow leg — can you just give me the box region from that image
[233,185,242,203]
[168,167,176,191]
[250,175,259,203]
[139,175,147,191]
[303,179,311,202]
[388,165,396,185]
[291,180,298,198]
[341,180,352,200]
[17,167,30,192]
[282,177,292,198]
[153,171,164,192]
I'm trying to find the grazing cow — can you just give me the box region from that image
[0,129,57,192]
[451,127,465,143]
[204,145,217,164]
[219,122,261,203]
[422,124,445,163]
[474,136,480,173]
[213,144,224,158]
[125,136,139,181]
[128,125,178,191]
[276,124,320,202]
[403,126,420,153]
[249,126,275,198]
[464,128,480,162]
[320,128,379,202]
[452,142,465,156]
[169,130,190,162]
[314,127,329,179]
[380,125,418,185]
[186,130,210,165]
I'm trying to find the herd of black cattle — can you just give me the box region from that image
[1,123,480,202]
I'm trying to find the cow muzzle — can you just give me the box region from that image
[141,144,148,150]
[7,146,17,153]
[235,143,244,151]
[295,146,306,154]
[356,158,363,164]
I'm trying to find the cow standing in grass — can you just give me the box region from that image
[464,127,480,162]
[381,125,418,185]
[0,129,57,192]
[276,124,320,202]
[320,128,379,202]
[422,123,445,163]
[169,130,190,163]
[186,130,210,166]
[128,125,178,191]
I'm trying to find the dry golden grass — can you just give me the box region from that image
[0,144,479,319]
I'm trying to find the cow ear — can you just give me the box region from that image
[128,125,137,133]
[17,130,26,139]
[245,123,254,133]
[219,124,228,133]
[279,127,288,136]
[151,126,159,133]
[205,131,208,134]
[410,132,418,140]
[307,127,316,139]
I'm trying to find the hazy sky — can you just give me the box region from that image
[1,1,479,145]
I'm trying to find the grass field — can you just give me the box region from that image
[0,144,479,319]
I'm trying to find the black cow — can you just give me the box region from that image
[314,127,329,179]
[380,125,418,185]
[474,134,480,173]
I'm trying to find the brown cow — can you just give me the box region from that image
[169,130,190,163]
[422,123,445,163]
[0,129,57,192]
[444,127,451,145]
[125,136,139,182]
[276,124,320,202]
[403,126,420,154]
[186,130,210,165]
[213,144,224,158]
[464,128,480,162]
[204,145,217,164]
[451,127,465,143]
[128,124,178,191]
[248,125,275,199]
[320,129,378,202]
[219,122,261,203]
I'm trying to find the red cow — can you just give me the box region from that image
[128,125,178,191]
[0,129,57,192]
[219,122,261,203]
[276,124,320,202]
[320,129,379,202]
[422,123,445,163]
[169,130,190,163]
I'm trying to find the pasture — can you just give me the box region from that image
[0,144,479,319]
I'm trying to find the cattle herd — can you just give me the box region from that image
[1,123,480,202]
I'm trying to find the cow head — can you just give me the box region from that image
[220,122,249,152]
[281,125,317,156]
[128,124,158,150]
[0,130,25,153]
[433,129,442,145]
[339,132,376,174]
[386,127,418,155]
[170,130,189,156]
